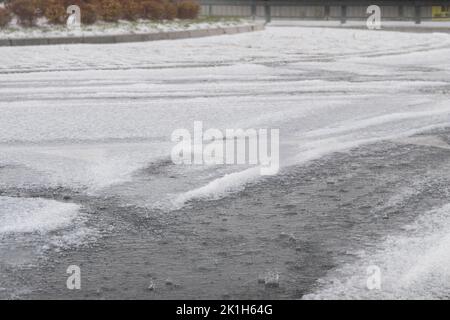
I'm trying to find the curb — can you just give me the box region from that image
[375,27,450,33]
[0,24,265,47]
[332,25,450,33]
[336,26,450,33]
[269,23,450,34]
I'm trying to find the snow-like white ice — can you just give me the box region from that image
[172,166,261,209]
[0,196,80,234]
[304,203,450,300]
[0,18,251,40]
[1,27,449,195]
[1,28,449,195]
[1,27,450,298]
[0,29,449,193]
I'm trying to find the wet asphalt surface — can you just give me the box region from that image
[1,128,449,299]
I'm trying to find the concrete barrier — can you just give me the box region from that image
[47,37,83,45]
[143,33,168,41]
[252,24,265,31]
[114,34,147,43]
[189,29,209,38]
[223,27,240,34]
[82,35,117,44]
[0,39,11,46]
[207,28,225,36]
[167,30,191,40]
[10,38,49,46]
[0,23,264,47]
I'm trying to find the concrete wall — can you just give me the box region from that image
[402,6,417,18]
[200,3,437,20]
[270,6,325,18]
[201,4,252,16]
[211,5,252,16]
[421,6,433,19]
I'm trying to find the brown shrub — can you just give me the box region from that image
[163,1,177,20]
[43,0,98,25]
[0,7,12,28]
[80,3,97,25]
[142,0,164,20]
[119,0,142,21]
[2,0,200,27]
[60,0,83,7]
[177,0,200,19]
[98,0,122,22]
[6,0,40,26]
[34,0,47,17]
[44,0,66,24]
